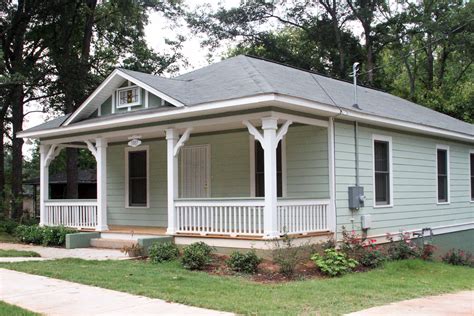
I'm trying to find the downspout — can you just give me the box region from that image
[354,121,360,188]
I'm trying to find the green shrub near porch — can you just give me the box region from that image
[14,225,76,247]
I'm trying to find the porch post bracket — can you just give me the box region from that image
[45,144,61,167]
[173,127,193,157]
[275,120,292,149]
[84,140,97,159]
[243,120,264,145]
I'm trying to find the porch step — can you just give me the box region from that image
[90,238,136,250]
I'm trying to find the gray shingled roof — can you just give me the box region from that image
[24,55,473,137]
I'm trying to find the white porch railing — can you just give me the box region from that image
[277,199,330,235]
[175,198,265,236]
[44,200,98,229]
[174,198,330,237]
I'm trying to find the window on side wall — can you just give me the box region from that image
[126,147,148,207]
[373,135,392,207]
[436,146,449,203]
[470,152,474,202]
[255,140,282,197]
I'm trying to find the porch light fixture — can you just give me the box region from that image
[128,135,142,147]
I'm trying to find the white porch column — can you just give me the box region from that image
[327,117,337,232]
[261,117,279,239]
[39,144,50,226]
[166,128,179,235]
[96,138,108,231]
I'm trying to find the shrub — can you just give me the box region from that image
[312,248,358,277]
[148,242,179,263]
[442,249,473,267]
[271,234,308,277]
[359,248,385,268]
[386,232,419,260]
[227,250,262,274]
[0,219,19,235]
[14,225,76,246]
[181,242,213,270]
[340,227,386,268]
[420,244,436,261]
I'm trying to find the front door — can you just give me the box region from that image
[181,145,210,198]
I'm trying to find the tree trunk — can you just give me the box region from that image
[364,26,374,85]
[10,85,24,219]
[0,121,5,217]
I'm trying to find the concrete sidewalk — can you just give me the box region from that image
[346,291,474,316]
[0,269,233,315]
[0,242,128,261]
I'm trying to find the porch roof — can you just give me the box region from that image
[19,55,473,140]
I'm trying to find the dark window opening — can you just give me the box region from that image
[437,149,448,203]
[255,141,282,197]
[128,150,147,206]
[374,140,390,205]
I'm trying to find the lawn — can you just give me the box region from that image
[0,249,40,258]
[0,232,16,243]
[1,259,473,315]
[0,301,38,316]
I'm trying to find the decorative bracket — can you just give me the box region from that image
[84,140,97,159]
[173,128,193,157]
[275,120,292,149]
[243,120,264,145]
[44,144,62,167]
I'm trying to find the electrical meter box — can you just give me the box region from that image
[348,186,364,209]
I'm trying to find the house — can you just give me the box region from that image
[18,55,474,250]
[24,169,97,218]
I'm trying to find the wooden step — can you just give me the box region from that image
[90,238,136,249]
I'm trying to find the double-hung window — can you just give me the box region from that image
[436,146,449,203]
[254,140,283,197]
[470,151,473,202]
[126,147,149,207]
[373,135,392,207]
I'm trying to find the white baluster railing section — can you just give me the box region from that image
[277,199,330,235]
[44,200,98,229]
[174,199,265,236]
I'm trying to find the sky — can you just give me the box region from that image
[23,0,242,156]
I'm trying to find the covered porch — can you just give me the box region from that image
[38,109,336,239]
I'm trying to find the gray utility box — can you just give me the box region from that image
[348,186,364,209]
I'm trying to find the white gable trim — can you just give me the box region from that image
[63,69,184,126]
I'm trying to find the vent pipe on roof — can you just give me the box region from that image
[352,62,360,109]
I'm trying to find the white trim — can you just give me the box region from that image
[470,149,474,203]
[111,90,116,114]
[145,91,149,108]
[436,144,450,205]
[124,145,150,208]
[173,128,193,157]
[180,144,211,198]
[372,134,394,208]
[249,134,287,198]
[368,222,474,240]
[115,85,142,108]
[327,117,336,232]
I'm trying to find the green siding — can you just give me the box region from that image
[100,97,112,115]
[334,120,474,236]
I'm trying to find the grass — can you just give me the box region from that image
[0,301,38,316]
[0,249,40,258]
[1,259,473,315]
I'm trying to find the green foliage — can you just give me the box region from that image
[442,249,473,267]
[226,250,262,274]
[311,249,359,277]
[121,243,144,257]
[271,234,311,277]
[340,227,386,268]
[0,218,19,235]
[14,225,76,246]
[148,242,179,263]
[386,232,419,260]
[0,249,40,257]
[181,242,214,270]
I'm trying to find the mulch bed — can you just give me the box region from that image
[203,254,327,283]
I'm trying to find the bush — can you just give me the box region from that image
[271,234,314,277]
[181,242,213,270]
[14,225,76,246]
[0,219,19,235]
[121,243,144,257]
[148,242,179,263]
[359,249,385,268]
[386,232,419,260]
[442,249,473,267]
[420,244,436,261]
[340,227,386,268]
[311,248,358,277]
[227,250,262,274]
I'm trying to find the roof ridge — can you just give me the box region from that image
[239,56,275,93]
[118,68,191,82]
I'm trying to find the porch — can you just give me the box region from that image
[38,110,336,240]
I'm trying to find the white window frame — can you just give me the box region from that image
[436,144,450,205]
[125,145,150,208]
[116,85,142,109]
[470,149,474,203]
[180,144,211,198]
[372,134,393,208]
[249,135,287,198]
